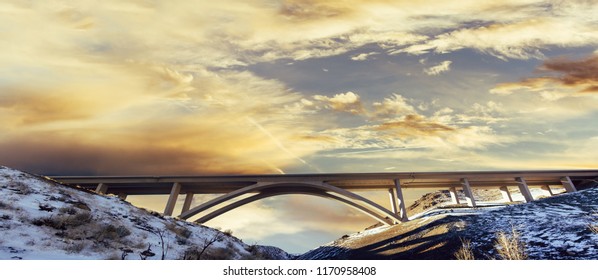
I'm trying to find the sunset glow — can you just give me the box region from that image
[1,0,597,252]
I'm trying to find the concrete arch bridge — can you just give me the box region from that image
[52,170,598,225]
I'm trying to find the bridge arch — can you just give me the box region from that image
[179,181,402,225]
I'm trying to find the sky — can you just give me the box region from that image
[1,0,598,253]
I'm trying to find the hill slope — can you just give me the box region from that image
[300,187,598,260]
[0,166,291,260]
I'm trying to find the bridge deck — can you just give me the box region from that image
[52,169,598,195]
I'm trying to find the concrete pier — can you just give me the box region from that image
[516,177,534,202]
[460,178,477,207]
[449,187,460,204]
[500,186,513,202]
[163,182,181,216]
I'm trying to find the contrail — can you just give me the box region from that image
[330,146,429,156]
[246,117,323,173]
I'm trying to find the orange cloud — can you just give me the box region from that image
[375,114,456,138]
[491,54,598,98]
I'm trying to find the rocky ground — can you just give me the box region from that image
[300,183,598,260]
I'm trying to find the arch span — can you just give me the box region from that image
[179,181,402,225]
[194,190,393,225]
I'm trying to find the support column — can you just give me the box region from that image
[394,179,409,222]
[164,182,182,216]
[541,185,554,196]
[560,176,577,193]
[388,188,398,214]
[460,178,477,207]
[95,183,108,194]
[181,192,194,214]
[449,187,460,204]
[515,177,534,202]
[499,186,513,202]
[118,192,128,200]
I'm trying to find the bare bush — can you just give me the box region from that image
[589,212,598,234]
[0,201,10,209]
[68,212,93,227]
[65,241,86,253]
[95,224,131,241]
[454,238,475,260]
[181,231,224,260]
[495,227,527,260]
[32,216,66,230]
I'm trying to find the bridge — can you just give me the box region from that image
[52,170,598,225]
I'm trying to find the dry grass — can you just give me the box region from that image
[589,212,598,234]
[64,241,86,253]
[454,238,475,260]
[95,224,131,241]
[495,227,527,260]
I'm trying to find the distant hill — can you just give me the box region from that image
[300,185,598,259]
[0,166,291,260]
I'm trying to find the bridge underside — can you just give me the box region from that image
[51,170,598,224]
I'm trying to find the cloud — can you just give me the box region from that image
[0,62,325,175]
[313,91,365,115]
[371,93,418,119]
[424,60,452,75]
[396,15,598,60]
[375,114,455,137]
[491,54,598,98]
[350,52,379,61]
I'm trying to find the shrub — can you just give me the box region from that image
[589,212,598,234]
[95,224,131,241]
[166,222,192,239]
[454,238,475,260]
[38,204,55,212]
[32,216,66,230]
[495,227,527,260]
[181,246,202,260]
[65,241,86,253]
[68,212,93,227]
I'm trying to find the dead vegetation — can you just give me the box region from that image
[494,227,527,260]
[589,212,598,234]
[454,238,475,260]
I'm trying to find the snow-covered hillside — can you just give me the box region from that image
[300,186,598,260]
[0,166,291,260]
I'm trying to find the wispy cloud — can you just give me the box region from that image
[424,60,453,75]
[350,52,379,61]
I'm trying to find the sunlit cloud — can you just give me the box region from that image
[351,52,379,61]
[371,93,418,120]
[313,91,366,115]
[424,60,453,76]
